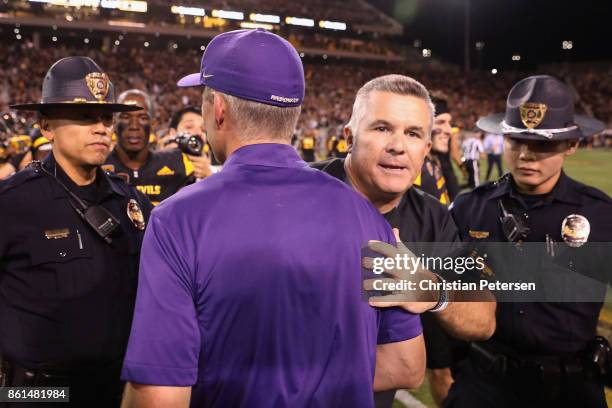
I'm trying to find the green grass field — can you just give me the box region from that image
[554,148,612,195]
[396,148,612,408]
[476,148,612,195]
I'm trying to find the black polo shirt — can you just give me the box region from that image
[450,171,612,354]
[312,158,466,400]
[312,158,460,250]
[0,153,152,367]
[105,148,195,206]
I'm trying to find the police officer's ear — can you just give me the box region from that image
[343,126,354,152]
[39,115,54,141]
[564,140,580,157]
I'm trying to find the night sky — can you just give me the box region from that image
[368,0,612,70]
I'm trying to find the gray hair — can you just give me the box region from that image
[117,89,155,117]
[203,87,301,141]
[346,74,435,138]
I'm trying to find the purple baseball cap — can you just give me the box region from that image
[177,29,305,108]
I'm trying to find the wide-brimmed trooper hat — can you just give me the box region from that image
[11,56,141,113]
[477,75,604,141]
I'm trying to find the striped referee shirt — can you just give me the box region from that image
[462,137,485,160]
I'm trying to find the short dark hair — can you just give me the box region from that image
[169,106,201,130]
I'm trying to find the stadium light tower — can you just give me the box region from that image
[562,40,573,50]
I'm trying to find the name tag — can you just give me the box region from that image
[44,228,70,240]
[469,230,490,239]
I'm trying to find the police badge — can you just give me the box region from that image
[561,214,590,248]
[85,72,110,102]
[519,102,547,129]
[127,199,146,230]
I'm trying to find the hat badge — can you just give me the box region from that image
[85,72,110,102]
[520,102,547,129]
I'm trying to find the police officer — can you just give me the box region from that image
[104,89,196,205]
[0,57,152,407]
[446,75,611,407]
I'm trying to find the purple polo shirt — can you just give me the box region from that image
[121,143,421,407]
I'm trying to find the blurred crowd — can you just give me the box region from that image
[1,43,611,157]
[150,0,390,26]
[6,0,392,31]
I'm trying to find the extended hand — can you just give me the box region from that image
[362,229,440,314]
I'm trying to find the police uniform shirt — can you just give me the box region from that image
[450,172,612,354]
[0,153,152,367]
[104,148,195,206]
[121,144,422,407]
[414,155,450,205]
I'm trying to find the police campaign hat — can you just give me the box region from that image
[177,29,305,108]
[477,75,604,141]
[10,56,141,113]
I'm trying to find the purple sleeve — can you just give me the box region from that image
[377,308,423,344]
[121,213,200,386]
[376,216,423,344]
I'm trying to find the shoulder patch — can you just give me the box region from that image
[0,167,41,196]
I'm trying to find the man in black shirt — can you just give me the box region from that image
[104,90,195,205]
[312,74,496,407]
[1,56,152,407]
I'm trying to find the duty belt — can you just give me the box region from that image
[469,342,587,383]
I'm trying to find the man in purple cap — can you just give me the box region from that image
[121,29,425,407]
